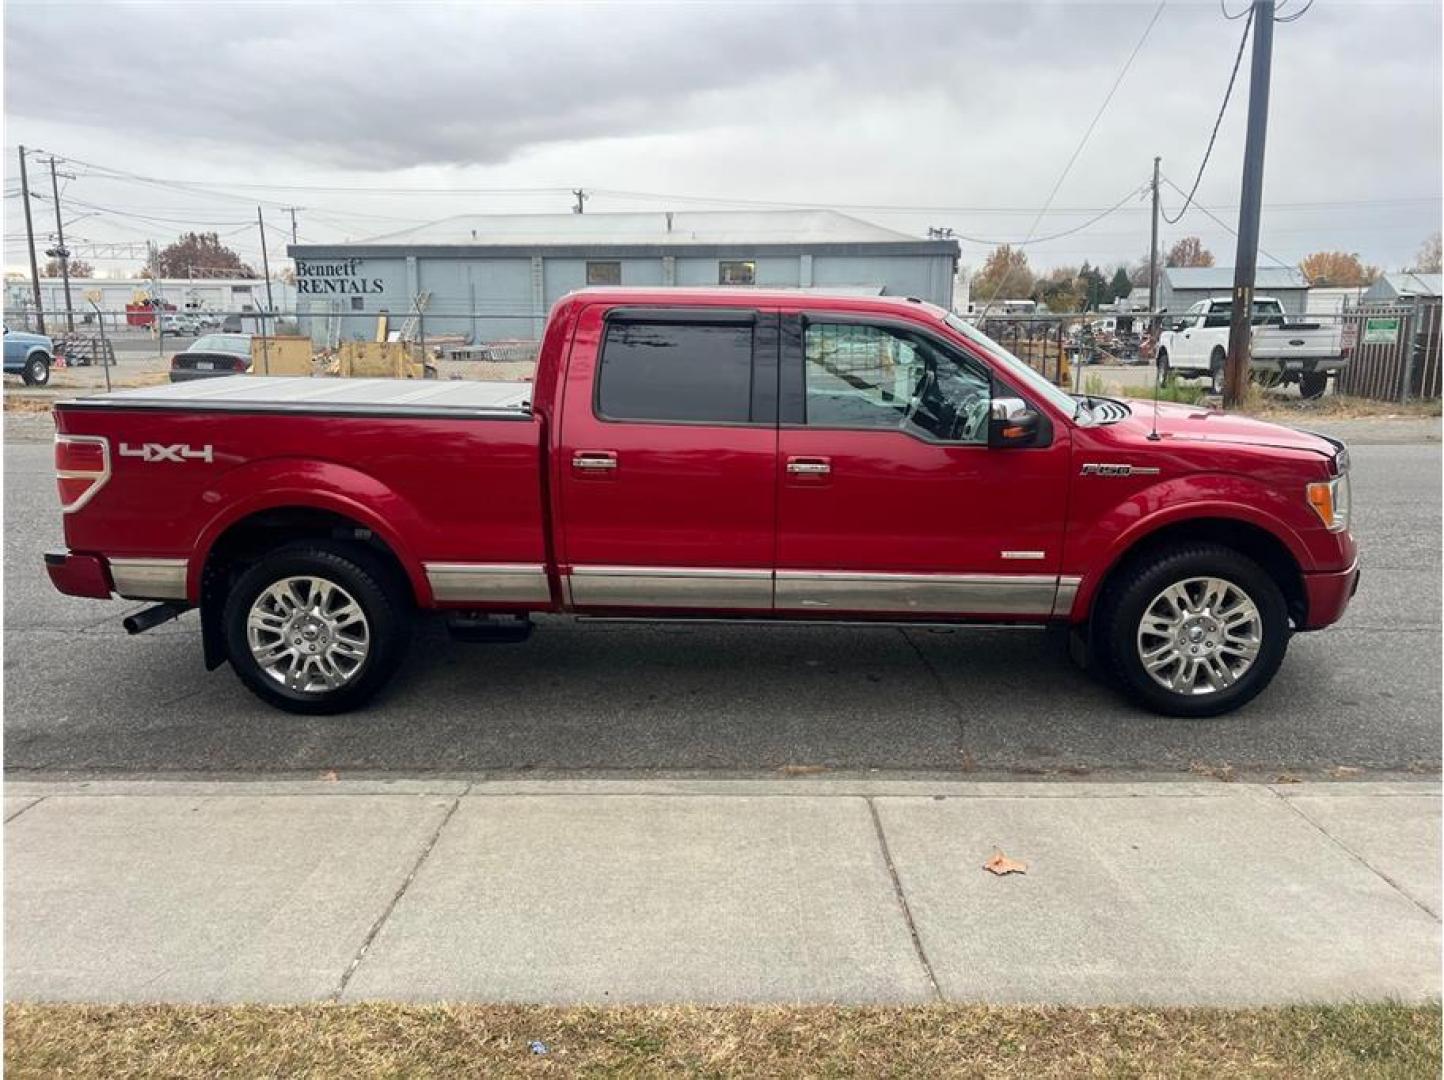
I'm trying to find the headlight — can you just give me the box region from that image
[1306,471,1351,532]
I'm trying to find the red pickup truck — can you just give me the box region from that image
[46,288,1358,718]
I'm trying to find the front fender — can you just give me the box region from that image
[1067,472,1317,619]
[187,457,432,604]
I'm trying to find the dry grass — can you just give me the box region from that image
[5,1002,1439,1078]
[2,395,54,413]
[1243,392,1442,422]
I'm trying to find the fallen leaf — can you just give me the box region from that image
[1274,773,1302,784]
[983,849,1027,876]
[319,770,339,782]
[778,764,827,777]
[1330,766,1363,779]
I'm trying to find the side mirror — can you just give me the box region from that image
[1171,319,1187,332]
[989,397,1041,448]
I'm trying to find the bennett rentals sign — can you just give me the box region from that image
[1362,316,1401,346]
[295,259,384,295]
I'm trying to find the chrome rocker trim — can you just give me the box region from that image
[110,557,189,601]
[424,562,551,604]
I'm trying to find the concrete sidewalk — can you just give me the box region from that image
[5,779,1439,1006]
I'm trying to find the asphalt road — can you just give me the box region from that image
[4,437,1439,780]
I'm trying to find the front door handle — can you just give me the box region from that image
[786,456,831,476]
[572,451,617,471]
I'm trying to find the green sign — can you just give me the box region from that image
[1363,316,1401,345]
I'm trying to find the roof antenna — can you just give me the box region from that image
[1147,313,1162,441]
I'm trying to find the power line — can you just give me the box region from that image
[1162,6,1253,225]
[1274,0,1315,22]
[980,0,1167,313]
[1161,174,1294,269]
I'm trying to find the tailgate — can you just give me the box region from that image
[1252,325,1342,359]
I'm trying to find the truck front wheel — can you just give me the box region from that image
[1208,348,1226,394]
[1095,543,1289,718]
[222,541,411,715]
[22,353,50,386]
[1156,349,1171,385]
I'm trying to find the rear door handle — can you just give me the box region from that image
[786,456,831,476]
[572,451,617,471]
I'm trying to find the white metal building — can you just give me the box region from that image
[4,276,297,330]
[288,210,961,345]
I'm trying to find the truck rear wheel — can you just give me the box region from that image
[1095,543,1289,718]
[1299,371,1329,399]
[222,541,411,715]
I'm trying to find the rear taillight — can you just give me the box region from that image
[169,354,182,368]
[55,434,110,513]
[232,356,249,372]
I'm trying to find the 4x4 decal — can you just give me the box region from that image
[118,442,214,463]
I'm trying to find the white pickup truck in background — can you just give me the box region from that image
[1155,296,1349,398]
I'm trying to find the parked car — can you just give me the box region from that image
[3,324,54,386]
[168,333,253,381]
[1156,297,1347,398]
[158,313,201,337]
[46,288,1357,717]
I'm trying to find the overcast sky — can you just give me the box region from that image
[4,0,1440,279]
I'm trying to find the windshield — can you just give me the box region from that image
[189,334,250,356]
[943,313,1084,420]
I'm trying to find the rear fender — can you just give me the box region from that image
[187,457,432,605]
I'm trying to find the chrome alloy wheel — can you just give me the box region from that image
[246,576,370,693]
[1136,576,1262,696]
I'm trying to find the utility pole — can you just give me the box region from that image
[17,147,44,333]
[572,188,588,214]
[47,156,76,332]
[281,206,301,245]
[1147,156,1161,315]
[257,206,275,374]
[1224,0,1275,408]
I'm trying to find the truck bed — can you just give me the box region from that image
[54,375,548,604]
[65,375,533,418]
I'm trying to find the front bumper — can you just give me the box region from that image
[45,550,113,599]
[1301,559,1360,630]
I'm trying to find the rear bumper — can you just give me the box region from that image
[1301,559,1360,630]
[44,550,113,599]
[46,551,190,601]
[169,368,239,382]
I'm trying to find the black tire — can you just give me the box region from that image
[222,540,411,715]
[22,353,50,387]
[1299,371,1328,399]
[1208,348,1226,394]
[1156,349,1171,386]
[1095,543,1290,718]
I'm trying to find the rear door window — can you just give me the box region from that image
[597,319,756,423]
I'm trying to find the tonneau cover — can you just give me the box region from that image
[61,375,533,418]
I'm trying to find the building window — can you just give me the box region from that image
[719,260,756,286]
[587,261,622,286]
[597,319,755,424]
[351,295,365,311]
[233,285,252,294]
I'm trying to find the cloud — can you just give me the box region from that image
[3,1,1439,273]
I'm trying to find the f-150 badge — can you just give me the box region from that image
[1080,463,1160,477]
[118,442,214,463]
